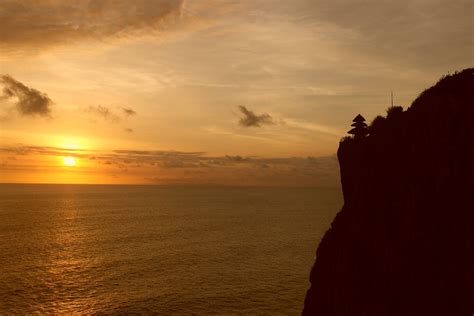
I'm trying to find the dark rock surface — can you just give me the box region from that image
[303,69,473,316]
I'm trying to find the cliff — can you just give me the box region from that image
[303,69,473,315]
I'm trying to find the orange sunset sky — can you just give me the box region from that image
[0,0,472,185]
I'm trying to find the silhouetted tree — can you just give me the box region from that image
[386,105,404,119]
[340,135,353,143]
[369,115,386,135]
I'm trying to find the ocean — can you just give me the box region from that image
[0,184,342,314]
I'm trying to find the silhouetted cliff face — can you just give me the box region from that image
[303,69,473,316]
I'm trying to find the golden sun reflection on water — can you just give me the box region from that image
[42,196,104,314]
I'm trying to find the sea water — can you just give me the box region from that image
[0,184,342,314]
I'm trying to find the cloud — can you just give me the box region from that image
[86,105,137,123]
[0,75,53,117]
[0,145,89,157]
[283,118,343,137]
[86,105,120,122]
[251,0,472,69]
[238,105,274,127]
[0,0,185,52]
[122,107,137,116]
[225,155,249,162]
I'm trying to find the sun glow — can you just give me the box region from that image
[63,156,77,167]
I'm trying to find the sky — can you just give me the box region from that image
[0,0,472,185]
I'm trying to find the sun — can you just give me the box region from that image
[63,156,77,167]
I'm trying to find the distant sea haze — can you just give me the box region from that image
[0,184,341,314]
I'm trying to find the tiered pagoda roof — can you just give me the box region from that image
[347,114,368,139]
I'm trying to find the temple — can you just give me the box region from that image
[347,114,368,139]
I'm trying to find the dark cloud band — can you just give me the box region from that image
[0,144,339,186]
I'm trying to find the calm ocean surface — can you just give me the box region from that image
[0,184,342,315]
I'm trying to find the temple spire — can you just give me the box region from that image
[347,114,368,139]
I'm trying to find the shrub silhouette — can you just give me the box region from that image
[368,115,386,135]
[340,135,353,144]
[386,105,403,118]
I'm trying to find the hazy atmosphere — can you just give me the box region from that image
[1,1,472,315]
[1,0,472,185]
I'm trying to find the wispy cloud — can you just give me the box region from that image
[121,107,137,116]
[238,105,274,127]
[86,105,137,124]
[86,105,120,122]
[0,145,90,157]
[0,0,185,52]
[0,75,53,118]
[283,118,343,137]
